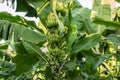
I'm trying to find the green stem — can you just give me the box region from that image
[52,0,63,33]
[68,0,73,23]
[57,62,66,80]
[37,0,50,15]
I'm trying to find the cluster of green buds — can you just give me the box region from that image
[46,12,68,62]
[46,12,58,28]
[56,1,67,16]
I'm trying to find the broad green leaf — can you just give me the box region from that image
[85,55,95,69]
[100,5,111,20]
[0,20,9,40]
[12,53,39,76]
[22,41,48,63]
[92,0,101,12]
[72,8,94,34]
[92,0,111,20]
[15,0,27,12]
[0,20,19,41]
[11,38,42,76]
[2,21,10,40]
[10,42,28,55]
[72,33,101,53]
[0,21,3,36]
[38,4,51,25]
[72,8,91,19]
[93,18,120,28]
[19,25,46,43]
[0,19,46,43]
[25,4,37,17]
[16,0,37,17]
[0,12,23,23]
[0,12,38,29]
[15,0,50,18]
[92,0,111,33]
[93,54,113,70]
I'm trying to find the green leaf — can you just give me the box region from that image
[0,12,23,23]
[93,54,113,70]
[15,0,50,21]
[0,19,46,43]
[0,20,10,40]
[15,0,27,12]
[93,18,120,28]
[19,25,46,43]
[72,8,94,33]
[10,36,46,76]
[92,0,111,20]
[81,50,101,57]
[92,0,111,33]
[1,21,10,40]
[22,41,48,63]
[10,42,28,55]
[16,0,37,17]
[0,12,38,29]
[67,25,77,48]
[72,33,101,53]
[38,4,51,25]
[12,53,39,76]
[25,4,37,17]
[85,55,95,69]
[72,8,91,19]
[65,62,78,71]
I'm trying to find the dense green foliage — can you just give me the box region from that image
[0,0,120,80]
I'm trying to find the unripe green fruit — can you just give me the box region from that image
[47,33,60,45]
[63,26,68,34]
[46,12,58,28]
[56,2,67,16]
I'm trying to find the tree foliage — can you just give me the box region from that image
[0,0,120,80]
